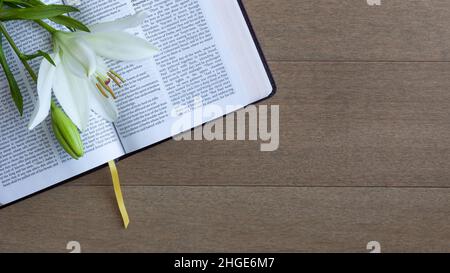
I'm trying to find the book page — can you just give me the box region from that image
[199,1,273,101]
[124,0,248,152]
[69,0,272,153]
[67,0,167,152]
[0,1,124,205]
[125,0,272,152]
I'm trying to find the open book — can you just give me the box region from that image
[0,0,275,206]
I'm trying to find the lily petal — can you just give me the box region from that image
[89,12,149,33]
[61,51,86,78]
[82,31,158,61]
[95,56,110,76]
[52,62,90,131]
[58,37,97,77]
[28,53,60,130]
[88,82,118,122]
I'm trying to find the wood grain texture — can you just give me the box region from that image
[1,185,450,252]
[1,0,450,252]
[244,0,450,61]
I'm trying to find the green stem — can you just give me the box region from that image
[35,20,57,34]
[0,23,37,81]
[0,22,59,111]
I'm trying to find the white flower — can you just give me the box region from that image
[28,12,157,131]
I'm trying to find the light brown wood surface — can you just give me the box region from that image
[1,0,450,252]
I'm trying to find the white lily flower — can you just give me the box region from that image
[29,11,157,131]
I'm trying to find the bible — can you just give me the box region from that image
[0,0,275,206]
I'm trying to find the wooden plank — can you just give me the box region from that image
[1,185,449,252]
[243,0,450,61]
[72,62,450,187]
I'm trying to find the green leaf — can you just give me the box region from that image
[19,0,47,6]
[3,0,44,8]
[24,50,55,66]
[3,0,29,6]
[3,1,89,32]
[0,33,23,115]
[0,4,79,20]
[50,15,90,32]
[3,1,90,32]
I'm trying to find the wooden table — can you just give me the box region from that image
[1,0,450,252]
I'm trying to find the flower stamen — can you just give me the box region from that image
[109,70,125,83]
[96,83,109,98]
[104,84,117,99]
[97,76,117,99]
[107,72,122,87]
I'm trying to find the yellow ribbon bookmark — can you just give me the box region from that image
[108,160,130,229]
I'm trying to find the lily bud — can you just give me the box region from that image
[51,104,84,159]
